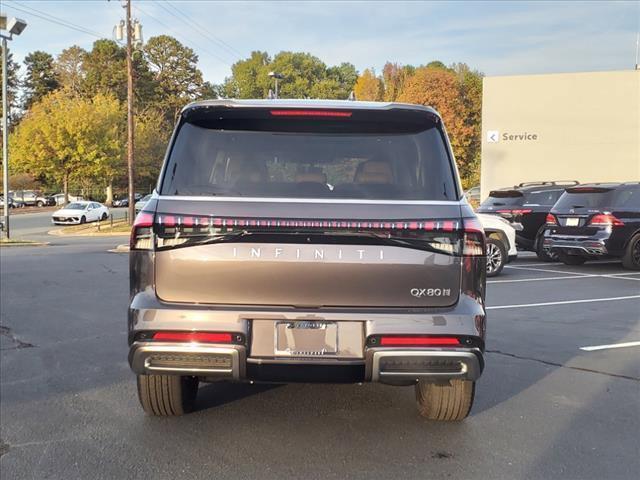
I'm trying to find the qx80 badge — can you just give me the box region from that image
[410,288,452,298]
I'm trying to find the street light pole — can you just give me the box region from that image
[268,72,284,99]
[125,0,135,224]
[2,36,9,238]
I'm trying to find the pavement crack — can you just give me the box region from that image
[486,349,640,382]
[0,325,37,350]
[0,439,9,458]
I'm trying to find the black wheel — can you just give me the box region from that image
[136,374,198,416]
[558,252,587,265]
[485,237,506,277]
[622,234,640,270]
[36,201,44,207]
[101,212,108,221]
[80,215,86,224]
[535,235,558,262]
[415,379,475,421]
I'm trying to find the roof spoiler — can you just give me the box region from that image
[516,181,579,187]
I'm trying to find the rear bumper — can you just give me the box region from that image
[128,341,482,384]
[128,291,486,384]
[543,236,609,256]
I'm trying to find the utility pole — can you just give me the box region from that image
[125,0,135,224]
[1,16,27,239]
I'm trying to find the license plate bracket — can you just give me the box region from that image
[275,321,338,357]
[566,217,580,226]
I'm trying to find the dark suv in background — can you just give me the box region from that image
[477,181,578,260]
[543,183,640,269]
[128,99,487,420]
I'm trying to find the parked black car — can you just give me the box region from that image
[543,183,640,269]
[477,181,579,260]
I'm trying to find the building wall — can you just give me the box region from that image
[480,70,640,199]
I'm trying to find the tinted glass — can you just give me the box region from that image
[612,186,640,209]
[480,193,524,208]
[554,190,614,210]
[160,122,457,200]
[524,189,564,205]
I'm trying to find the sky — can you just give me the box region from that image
[1,0,639,84]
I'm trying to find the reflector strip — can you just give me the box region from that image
[152,332,233,343]
[270,109,352,118]
[379,336,460,346]
[155,215,463,232]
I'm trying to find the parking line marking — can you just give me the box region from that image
[580,341,640,352]
[510,261,619,267]
[487,295,640,310]
[488,273,640,284]
[488,275,598,284]
[504,265,590,276]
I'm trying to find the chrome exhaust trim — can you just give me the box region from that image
[369,349,482,384]
[129,342,246,379]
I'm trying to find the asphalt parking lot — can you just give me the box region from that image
[1,228,639,479]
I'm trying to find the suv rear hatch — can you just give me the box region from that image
[144,104,474,309]
[549,186,617,234]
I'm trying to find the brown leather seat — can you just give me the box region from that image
[354,160,393,184]
[295,172,327,183]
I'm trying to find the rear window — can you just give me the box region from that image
[524,189,564,205]
[159,119,457,201]
[480,190,524,208]
[554,188,614,210]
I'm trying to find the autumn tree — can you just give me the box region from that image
[22,51,60,109]
[354,68,384,101]
[382,62,415,101]
[54,45,87,94]
[398,67,475,185]
[10,91,124,203]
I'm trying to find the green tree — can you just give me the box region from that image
[221,51,357,100]
[0,45,21,124]
[354,68,384,101]
[23,51,60,109]
[10,91,124,203]
[143,35,207,121]
[135,108,171,190]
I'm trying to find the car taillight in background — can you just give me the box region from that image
[546,213,557,225]
[462,217,485,257]
[130,211,154,250]
[588,213,624,227]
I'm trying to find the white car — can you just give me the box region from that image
[477,213,519,276]
[51,201,110,225]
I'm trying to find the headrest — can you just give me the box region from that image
[355,160,393,184]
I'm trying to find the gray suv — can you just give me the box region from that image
[129,100,487,420]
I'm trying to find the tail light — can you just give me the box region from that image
[462,217,485,257]
[546,213,557,225]
[588,213,624,226]
[130,211,154,250]
[496,208,532,216]
[152,331,234,343]
[378,336,461,347]
[270,110,352,118]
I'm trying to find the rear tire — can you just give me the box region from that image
[415,379,475,421]
[136,374,198,416]
[37,201,44,207]
[558,252,587,265]
[622,234,640,270]
[101,212,108,221]
[535,236,558,262]
[485,237,506,277]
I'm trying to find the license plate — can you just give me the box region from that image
[566,217,580,226]
[275,321,337,356]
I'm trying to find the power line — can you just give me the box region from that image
[3,0,107,40]
[132,2,232,67]
[159,0,243,60]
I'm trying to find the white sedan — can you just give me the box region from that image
[51,201,110,225]
[477,213,519,277]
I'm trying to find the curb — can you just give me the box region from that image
[0,241,50,247]
[48,228,129,237]
[108,244,130,253]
